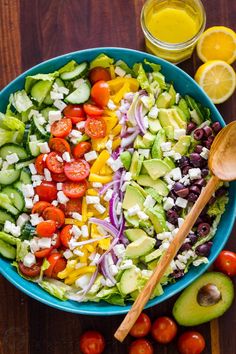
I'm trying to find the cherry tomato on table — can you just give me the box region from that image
[42,206,65,228]
[129,339,154,354]
[214,250,236,277]
[64,159,90,182]
[73,142,92,159]
[60,224,73,248]
[151,316,177,344]
[35,154,46,175]
[79,330,105,354]
[85,117,106,139]
[89,66,111,84]
[130,313,151,338]
[35,181,57,202]
[63,104,85,124]
[44,252,66,278]
[36,220,57,237]
[32,201,51,215]
[91,80,110,107]
[51,117,72,138]
[46,152,65,174]
[49,138,71,154]
[64,198,82,216]
[178,331,205,354]
[62,180,87,199]
[83,103,104,117]
[19,261,42,277]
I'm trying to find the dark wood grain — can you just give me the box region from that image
[0,0,235,353]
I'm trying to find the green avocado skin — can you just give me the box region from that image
[172,272,234,326]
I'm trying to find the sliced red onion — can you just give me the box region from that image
[111,147,123,159]
[99,180,119,195]
[127,127,138,133]
[121,127,140,148]
[74,268,99,301]
[101,255,116,285]
[89,218,119,239]
[135,102,146,135]
[109,193,120,229]
[71,235,110,248]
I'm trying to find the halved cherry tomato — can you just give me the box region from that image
[91,80,110,107]
[178,331,205,354]
[35,154,46,175]
[51,117,72,138]
[44,252,65,278]
[32,201,51,215]
[63,180,87,199]
[42,206,65,228]
[85,117,106,139]
[60,225,73,248]
[73,142,92,159]
[214,250,236,277]
[35,181,57,202]
[89,66,111,84]
[130,313,151,338]
[65,198,82,216]
[51,172,67,182]
[36,220,57,237]
[63,104,85,124]
[34,247,53,259]
[64,159,90,182]
[46,152,64,174]
[19,261,41,278]
[151,316,177,344]
[83,103,104,117]
[79,330,105,354]
[129,339,154,354]
[49,138,71,154]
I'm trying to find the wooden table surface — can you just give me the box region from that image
[0,1,235,353]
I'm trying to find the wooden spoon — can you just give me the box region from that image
[114,121,236,342]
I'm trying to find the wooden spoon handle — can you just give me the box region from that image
[114,175,220,342]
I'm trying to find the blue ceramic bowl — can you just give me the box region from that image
[0,48,235,315]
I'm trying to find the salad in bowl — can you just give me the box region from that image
[0,52,229,307]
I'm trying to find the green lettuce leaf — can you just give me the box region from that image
[90,54,114,69]
[134,63,151,93]
[25,72,58,93]
[39,278,71,300]
[9,90,33,113]
[152,72,166,89]
[115,60,132,74]
[58,60,77,74]
[144,59,161,72]
[0,113,25,142]
[207,195,228,217]
[16,240,30,261]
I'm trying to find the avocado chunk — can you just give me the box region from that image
[122,185,145,210]
[168,84,176,106]
[124,212,140,228]
[142,132,155,147]
[163,125,174,140]
[134,135,147,149]
[163,157,175,170]
[120,151,132,170]
[120,267,140,295]
[178,98,191,121]
[151,128,166,159]
[172,135,191,155]
[129,151,143,179]
[125,228,148,242]
[159,108,187,130]
[125,235,156,258]
[143,159,171,180]
[173,272,234,326]
[148,118,161,134]
[146,208,167,233]
[137,175,169,196]
[144,248,162,263]
[156,92,172,108]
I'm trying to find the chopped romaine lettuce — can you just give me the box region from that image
[39,278,71,300]
[25,72,58,93]
[9,90,33,113]
[207,195,228,217]
[16,240,30,262]
[58,60,77,74]
[115,60,132,74]
[90,54,114,69]
[144,59,161,72]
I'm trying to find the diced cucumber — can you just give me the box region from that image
[20,168,32,184]
[0,231,19,245]
[0,169,21,185]
[43,93,54,105]
[32,115,47,136]
[60,62,88,81]
[2,187,25,211]
[55,77,66,87]
[65,81,90,104]
[0,209,15,224]
[14,181,23,192]
[0,144,28,160]
[0,239,16,259]
[15,158,35,170]
[0,193,19,215]
[28,141,43,157]
[31,80,53,105]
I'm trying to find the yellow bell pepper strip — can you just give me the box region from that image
[90,150,110,174]
[112,137,121,150]
[109,65,116,79]
[82,197,87,222]
[87,188,98,196]
[100,164,113,175]
[57,260,77,279]
[111,82,130,104]
[64,218,83,227]
[99,237,111,250]
[85,244,95,253]
[64,266,97,285]
[103,116,118,133]
[111,124,122,137]
[80,247,88,263]
[91,137,108,152]
[89,174,113,183]
[108,77,139,95]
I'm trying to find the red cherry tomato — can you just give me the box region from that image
[73,142,92,159]
[129,339,154,354]
[34,247,53,259]
[35,154,46,175]
[130,313,151,338]
[44,253,66,278]
[51,172,67,182]
[35,181,57,202]
[60,225,73,248]
[83,103,104,117]
[85,117,106,139]
[89,67,111,84]
[49,138,71,154]
[32,201,51,215]
[64,159,90,182]
[91,80,110,107]
[51,117,72,138]
[42,206,65,228]
[151,316,177,344]
[46,152,64,174]
[178,331,205,354]
[52,232,61,249]
[64,198,82,216]
[62,180,87,199]
[63,104,86,124]
[19,261,41,277]
[36,220,57,237]
[214,250,236,276]
[79,330,105,354]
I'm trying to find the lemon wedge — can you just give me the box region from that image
[197,26,236,64]
[195,60,236,104]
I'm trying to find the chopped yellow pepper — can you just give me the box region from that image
[82,197,87,222]
[80,247,88,263]
[100,165,113,175]
[57,260,77,279]
[90,150,110,174]
[87,188,98,196]
[111,82,130,104]
[108,77,139,95]
[99,237,111,250]
[89,174,113,183]
[64,218,83,227]
[103,116,118,133]
[109,65,116,79]
[111,124,122,137]
[112,137,121,150]
[64,266,96,285]
[92,137,108,152]
[85,244,95,253]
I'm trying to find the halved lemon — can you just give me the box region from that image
[195,60,236,104]
[197,26,236,64]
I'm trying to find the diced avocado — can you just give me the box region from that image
[173,272,234,326]
[151,128,166,159]
[125,235,156,258]
[140,164,148,175]
[144,248,162,263]
[172,135,191,155]
[144,188,163,203]
[124,212,140,228]
[153,203,165,217]
[175,106,188,123]
[159,108,180,129]
[148,118,162,134]
[31,80,53,105]
[163,126,174,140]
[125,228,148,242]
[120,151,132,170]
[137,175,169,196]
[130,181,147,198]
[143,159,171,180]
[0,239,16,259]
[142,132,155,147]
[163,157,175,170]
[0,231,19,246]
[156,92,172,108]
[171,109,187,128]
[134,135,146,149]
[178,98,191,121]
[168,84,176,106]
[122,185,145,210]
[120,267,140,295]
[146,208,167,233]
[129,151,143,180]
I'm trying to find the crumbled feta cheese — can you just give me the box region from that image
[180,174,191,186]
[107,99,116,110]
[75,262,87,269]
[90,253,101,265]
[62,152,71,162]
[116,202,122,216]
[94,203,106,214]
[25,198,33,209]
[156,232,172,240]
[106,279,115,287]
[170,167,182,181]
[38,142,50,154]
[86,196,100,204]
[115,66,126,77]
[22,184,35,198]
[106,157,123,172]
[174,128,186,140]
[178,218,184,228]
[109,264,118,276]
[166,221,175,232]
[127,204,141,216]
[120,259,133,270]
[188,168,202,180]
[6,153,19,165]
[29,163,37,175]
[31,175,43,183]
[143,195,156,208]
[76,121,86,130]
[141,269,153,277]
[30,135,37,142]
[56,183,63,191]
[163,150,175,157]
[177,254,188,263]
[175,259,186,270]
[161,241,170,250]
[63,249,74,259]
[103,189,113,202]
[163,197,175,211]
[176,197,188,208]
[50,91,64,100]
[71,212,82,221]
[92,182,103,188]
[29,238,40,253]
[113,244,125,257]
[37,115,46,125]
[173,152,182,161]
[23,253,36,268]
[71,225,82,238]
[30,213,44,226]
[137,210,149,220]
[52,200,59,206]
[143,116,149,129]
[57,191,69,204]
[121,181,130,192]
[53,99,67,111]
[160,142,172,152]
[38,237,52,249]
[148,106,159,119]
[44,168,52,181]
[107,254,114,267]
[172,228,179,237]
[84,151,98,162]
[138,149,150,158]
[57,86,69,95]
[193,257,209,266]
[170,260,177,271]
[81,225,89,238]
[1,161,9,170]
[17,213,30,228]
[4,221,21,237]
[70,129,82,138]
[73,249,84,257]
[105,139,113,153]
[33,194,39,204]
[200,147,209,160]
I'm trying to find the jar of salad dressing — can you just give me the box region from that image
[141,0,206,63]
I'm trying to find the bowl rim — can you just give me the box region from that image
[0,47,235,316]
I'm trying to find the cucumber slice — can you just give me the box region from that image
[32,115,47,136]
[28,141,44,157]
[15,158,35,170]
[14,181,23,192]
[20,169,32,184]
[0,144,28,160]
[65,81,90,104]
[43,93,54,105]
[0,209,15,224]
[2,187,25,211]
[60,62,88,81]
[40,107,57,120]
[55,78,66,87]
[0,239,16,259]
[0,169,20,185]
[31,80,53,105]
[0,193,19,215]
